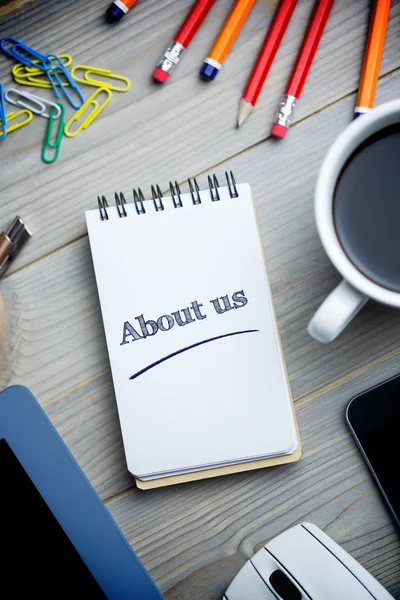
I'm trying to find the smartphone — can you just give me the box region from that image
[346,374,400,528]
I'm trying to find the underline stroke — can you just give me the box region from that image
[129,329,259,381]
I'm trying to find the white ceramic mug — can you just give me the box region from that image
[308,99,400,343]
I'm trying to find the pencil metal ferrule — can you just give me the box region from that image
[156,41,185,76]
[0,217,31,279]
[273,94,297,128]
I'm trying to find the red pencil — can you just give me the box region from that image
[238,0,298,128]
[271,0,334,139]
[153,0,216,83]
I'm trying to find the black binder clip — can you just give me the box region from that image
[0,217,31,280]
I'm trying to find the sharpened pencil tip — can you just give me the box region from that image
[237,99,253,129]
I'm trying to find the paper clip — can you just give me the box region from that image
[0,110,33,137]
[25,54,72,72]
[12,55,72,88]
[71,64,131,92]
[46,56,85,109]
[64,87,111,138]
[0,83,6,140]
[0,37,52,70]
[5,89,62,119]
[42,102,65,164]
[12,67,53,89]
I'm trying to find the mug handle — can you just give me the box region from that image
[308,279,368,343]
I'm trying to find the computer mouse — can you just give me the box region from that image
[223,522,394,599]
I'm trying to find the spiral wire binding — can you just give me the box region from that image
[115,192,127,217]
[96,173,239,219]
[208,174,220,201]
[169,181,183,208]
[97,195,109,221]
[133,188,146,215]
[188,177,201,204]
[151,185,164,212]
[225,171,238,198]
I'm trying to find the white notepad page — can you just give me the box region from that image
[86,183,298,479]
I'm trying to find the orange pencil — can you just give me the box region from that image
[200,0,256,80]
[354,0,391,118]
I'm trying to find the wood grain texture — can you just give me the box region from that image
[1,0,400,598]
[0,0,399,273]
[0,69,399,595]
[0,73,400,468]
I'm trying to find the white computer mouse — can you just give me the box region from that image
[223,522,394,599]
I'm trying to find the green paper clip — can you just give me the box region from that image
[42,102,65,164]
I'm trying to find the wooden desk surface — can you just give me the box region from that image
[1,0,400,597]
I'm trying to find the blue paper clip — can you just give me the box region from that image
[0,37,52,70]
[0,83,7,140]
[46,56,85,109]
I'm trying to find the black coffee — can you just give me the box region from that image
[333,124,400,292]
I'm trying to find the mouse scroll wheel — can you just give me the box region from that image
[269,570,302,600]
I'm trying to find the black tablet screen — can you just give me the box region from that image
[0,438,106,597]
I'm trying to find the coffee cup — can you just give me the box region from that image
[308,99,400,343]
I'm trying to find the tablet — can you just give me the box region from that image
[0,385,164,599]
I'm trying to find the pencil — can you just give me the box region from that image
[153,0,216,83]
[271,0,334,139]
[200,0,256,81]
[106,0,138,23]
[354,0,390,118]
[238,0,298,128]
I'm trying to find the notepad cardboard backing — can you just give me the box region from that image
[135,421,301,489]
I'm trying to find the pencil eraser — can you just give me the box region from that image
[105,4,125,22]
[200,63,219,81]
[271,123,287,139]
[153,67,169,83]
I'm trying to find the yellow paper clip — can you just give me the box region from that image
[71,64,130,92]
[64,87,112,138]
[0,110,33,137]
[13,69,54,89]
[12,55,72,89]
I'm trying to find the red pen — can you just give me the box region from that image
[153,0,216,83]
[271,0,334,139]
[238,0,298,128]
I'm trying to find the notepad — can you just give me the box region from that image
[86,174,300,486]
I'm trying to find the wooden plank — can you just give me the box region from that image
[1,0,400,272]
[104,348,400,597]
